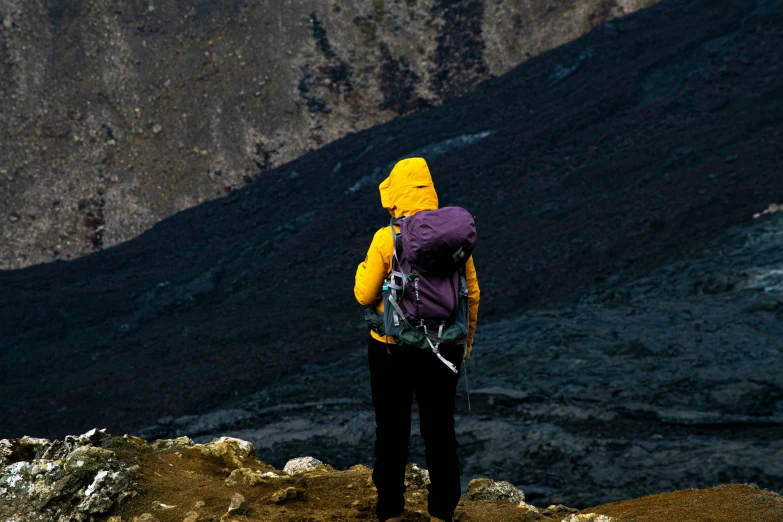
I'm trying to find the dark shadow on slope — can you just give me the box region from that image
[0,0,781,439]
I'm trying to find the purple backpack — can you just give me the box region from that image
[383,207,476,372]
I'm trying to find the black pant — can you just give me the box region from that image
[368,336,463,521]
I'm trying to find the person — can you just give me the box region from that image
[354,157,480,522]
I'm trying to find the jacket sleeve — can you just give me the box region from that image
[354,227,391,306]
[465,255,480,358]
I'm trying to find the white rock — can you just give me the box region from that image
[5,461,30,488]
[562,514,616,522]
[283,456,323,475]
[76,428,109,446]
[84,470,111,497]
[227,492,246,514]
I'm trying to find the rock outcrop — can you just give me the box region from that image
[466,478,526,504]
[283,456,324,475]
[0,0,659,268]
[0,432,281,521]
[3,431,782,522]
[0,429,138,520]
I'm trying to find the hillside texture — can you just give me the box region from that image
[1,0,780,439]
[135,212,783,507]
[0,0,657,268]
[1,0,782,508]
[2,431,782,522]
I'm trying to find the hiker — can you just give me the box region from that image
[354,157,480,522]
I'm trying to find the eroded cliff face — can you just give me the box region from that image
[0,0,659,268]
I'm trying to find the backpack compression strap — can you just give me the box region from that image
[389,217,407,327]
[385,277,461,374]
[424,322,458,374]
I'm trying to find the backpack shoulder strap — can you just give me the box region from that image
[388,216,407,299]
[389,216,405,266]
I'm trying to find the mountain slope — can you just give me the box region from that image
[0,0,658,269]
[1,0,782,442]
[138,211,783,506]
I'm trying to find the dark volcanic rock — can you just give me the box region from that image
[146,212,783,507]
[0,0,656,269]
[0,0,782,465]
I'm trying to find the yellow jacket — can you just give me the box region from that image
[354,157,480,357]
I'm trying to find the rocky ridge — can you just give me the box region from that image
[0,0,658,268]
[2,431,782,522]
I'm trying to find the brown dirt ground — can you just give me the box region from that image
[118,440,552,522]
[116,440,783,522]
[581,483,783,522]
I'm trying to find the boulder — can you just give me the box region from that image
[227,492,248,514]
[284,456,323,475]
[224,467,273,486]
[404,463,431,489]
[199,437,256,469]
[466,478,526,503]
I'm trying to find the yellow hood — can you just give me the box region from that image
[379,158,439,218]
